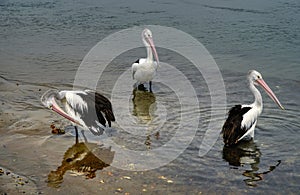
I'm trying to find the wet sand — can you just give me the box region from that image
[0,77,190,194]
[0,127,204,194]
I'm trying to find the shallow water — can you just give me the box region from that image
[1,0,300,194]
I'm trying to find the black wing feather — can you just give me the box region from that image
[221,105,252,146]
[94,92,115,127]
[83,91,115,127]
[68,91,115,135]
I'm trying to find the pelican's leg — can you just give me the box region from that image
[81,130,88,143]
[74,126,79,144]
[149,81,152,92]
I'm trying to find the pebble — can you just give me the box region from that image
[167,180,173,183]
[115,187,123,193]
[123,176,131,180]
[158,176,167,180]
[99,180,105,183]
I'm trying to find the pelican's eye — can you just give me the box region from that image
[257,75,261,79]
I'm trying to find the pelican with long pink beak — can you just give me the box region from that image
[41,89,115,143]
[222,70,284,146]
[132,28,159,92]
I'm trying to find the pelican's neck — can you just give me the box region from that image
[143,37,153,63]
[146,45,153,62]
[249,82,263,112]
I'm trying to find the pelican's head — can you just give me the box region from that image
[248,70,263,84]
[248,70,284,110]
[142,28,159,63]
[41,89,80,124]
[142,28,153,40]
[41,89,59,108]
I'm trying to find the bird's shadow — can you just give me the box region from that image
[222,140,281,187]
[47,140,115,188]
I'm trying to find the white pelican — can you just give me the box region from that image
[132,28,159,92]
[222,70,284,146]
[41,89,115,142]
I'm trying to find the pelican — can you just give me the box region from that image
[41,89,115,142]
[132,28,159,92]
[222,70,284,146]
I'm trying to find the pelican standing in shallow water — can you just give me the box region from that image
[41,89,115,142]
[132,28,159,92]
[222,70,284,146]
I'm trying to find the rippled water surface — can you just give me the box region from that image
[0,0,299,194]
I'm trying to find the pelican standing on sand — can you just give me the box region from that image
[41,89,115,142]
[132,28,159,92]
[222,70,284,146]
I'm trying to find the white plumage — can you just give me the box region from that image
[132,28,159,91]
[222,70,284,146]
[41,89,115,140]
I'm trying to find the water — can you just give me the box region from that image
[0,0,299,194]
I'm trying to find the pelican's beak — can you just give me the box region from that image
[256,78,285,110]
[147,37,159,64]
[50,97,81,125]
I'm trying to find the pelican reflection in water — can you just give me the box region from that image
[132,88,157,123]
[223,140,281,187]
[132,88,159,148]
[47,142,115,188]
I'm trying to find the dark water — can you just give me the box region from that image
[0,0,299,194]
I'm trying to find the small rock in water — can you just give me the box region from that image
[123,176,131,180]
[167,180,173,183]
[115,188,123,193]
[158,176,167,180]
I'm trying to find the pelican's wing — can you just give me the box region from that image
[63,91,89,114]
[94,91,115,127]
[85,90,115,126]
[132,59,140,79]
[222,105,252,146]
[64,91,105,135]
